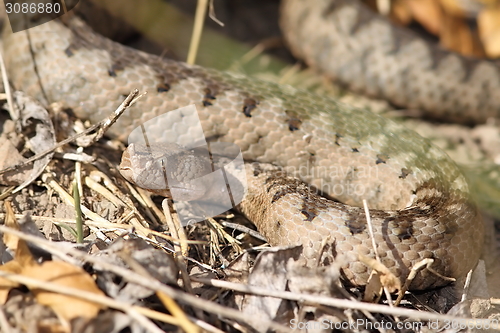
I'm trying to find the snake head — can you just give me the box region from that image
[119,143,214,201]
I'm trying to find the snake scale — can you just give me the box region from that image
[282,0,500,125]
[1,0,484,290]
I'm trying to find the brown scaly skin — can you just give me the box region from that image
[1,8,483,289]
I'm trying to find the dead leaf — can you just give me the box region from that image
[17,243,38,271]
[0,92,56,188]
[0,137,32,185]
[439,0,467,17]
[95,238,178,303]
[0,202,37,303]
[440,11,486,57]
[390,0,413,26]
[3,200,20,250]
[390,0,443,34]
[0,261,22,303]
[12,91,56,193]
[364,271,383,302]
[239,246,304,330]
[3,201,37,267]
[406,0,443,35]
[37,322,68,333]
[23,260,106,321]
[478,6,500,57]
[0,205,105,322]
[389,0,488,58]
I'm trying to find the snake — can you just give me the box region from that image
[282,0,500,125]
[1,0,485,290]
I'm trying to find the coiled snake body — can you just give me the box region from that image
[2,0,484,290]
